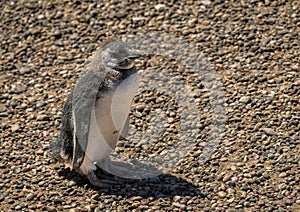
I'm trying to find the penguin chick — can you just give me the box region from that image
[50,40,140,187]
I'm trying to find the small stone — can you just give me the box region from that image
[218,191,227,198]
[262,139,270,145]
[20,103,28,109]
[202,0,211,5]
[156,97,165,103]
[28,205,37,209]
[294,105,300,111]
[36,101,46,107]
[227,197,235,203]
[94,207,102,212]
[15,205,22,210]
[133,111,142,118]
[11,124,20,132]
[131,196,142,201]
[154,4,165,11]
[257,200,265,206]
[167,117,175,124]
[10,99,18,107]
[87,43,96,52]
[59,70,67,75]
[227,188,235,195]
[45,206,57,212]
[67,181,77,187]
[173,195,181,202]
[268,153,275,159]
[36,149,44,155]
[28,97,36,103]
[43,144,50,150]
[135,103,145,111]
[0,112,8,117]
[251,46,259,52]
[231,166,237,171]
[8,199,14,204]
[172,202,185,209]
[279,172,287,178]
[137,139,149,146]
[14,167,21,174]
[26,193,36,201]
[239,96,250,104]
[54,30,61,36]
[261,128,277,136]
[291,64,299,69]
[231,176,238,183]
[63,205,72,209]
[53,198,63,204]
[169,112,176,117]
[36,114,50,121]
[12,84,27,93]
[138,205,149,210]
[223,173,233,182]
[19,67,31,74]
[293,79,300,85]
[241,185,249,191]
[244,201,251,207]
[37,14,45,19]
[32,178,40,184]
[91,194,100,200]
[89,204,97,209]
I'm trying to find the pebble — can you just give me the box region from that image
[133,111,142,118]
[45,206,57,212]
[154,4,165,11]
[239,96,251,104]
[223,173,233,182]
[202,0,211,5]
[261,128,277,136]
[67,181,77,187]
[279,172,287,178]
[11,124,20,132]
[26,193,36,201]
[218,191,227,198]
[19,67,31,74]
[294,105,300,111]
[231,176,238,183]
[11,84,27,93]
[36,114,50,121]
[36,101,46,107]
[172,202,186,209]
[36,149,44,155]
[173,195,181,202]
[135,103,146,111]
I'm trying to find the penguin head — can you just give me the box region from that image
[100,40,141,70]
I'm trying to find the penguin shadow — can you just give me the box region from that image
[58,166,205,199]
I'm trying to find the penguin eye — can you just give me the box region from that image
[119,58,130,67]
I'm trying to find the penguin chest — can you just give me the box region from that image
[79,73,139,174]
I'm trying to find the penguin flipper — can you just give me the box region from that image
[71,71,102,170]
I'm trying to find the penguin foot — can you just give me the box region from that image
[86,171,120,188]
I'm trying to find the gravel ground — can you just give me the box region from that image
[1,0,299,211]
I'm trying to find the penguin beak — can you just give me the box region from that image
[128,50,142,60]
[128,54,141,60]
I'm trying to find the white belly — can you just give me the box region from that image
[79,73,139,174]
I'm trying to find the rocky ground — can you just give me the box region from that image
[0,0,299,211]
